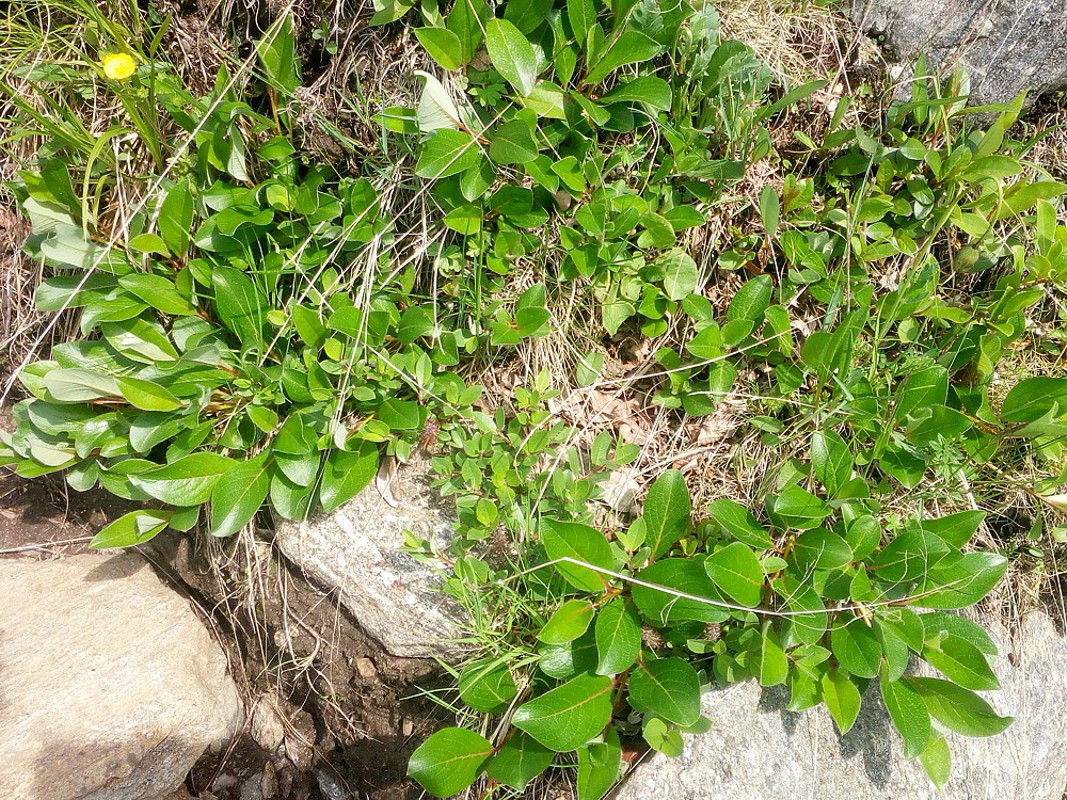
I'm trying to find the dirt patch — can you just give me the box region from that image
[145,529,448,800]
[0,470,127,556]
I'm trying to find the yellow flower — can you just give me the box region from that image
[101,52,136,81]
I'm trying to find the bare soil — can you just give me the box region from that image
[0,467,127,557]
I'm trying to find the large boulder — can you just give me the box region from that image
[274,458,466,660]
[613,610,1067,800]
[0,553,243,800]
[849,0,1067,106]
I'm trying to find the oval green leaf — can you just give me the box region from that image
[407,727,494,798]
[512,674,614,752]
[628,657,701,727]
[594,599,641,676]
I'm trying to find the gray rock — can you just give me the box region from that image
[274,458,466,660]
[613,611,1067,800]
[249,695,286,754]
[849,0,1067,106]
[0,553,243,800]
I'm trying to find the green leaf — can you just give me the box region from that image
[822,667,862,734]
[705,542,764,607]
[792,527,853,571]
[129,412,184,454]
[130,234,169,257]
[407,727,494,798]
[643,468,691,559]
[89,509,172,549]
[811,429,852,496]
[577,727,621,800]
[600,76,672,111]
[916,552,1008,610]
[490,119,539,165]
[637,212,675,249]
[727,275,773,325]
[904,405,973,445]
[486,732,553,791]
[759,623,789,687]
[830,617,882,678]
[907,677,1012,737]
[584,31,662,84]
[542,518,613,592]
[256,16,299,95]
[658,250,698,302]
[706,498,774,549]
[878,618,910,681]
[34,274,114,312]
[101,319,179,363]
[919,731,951,788]
[291,304,327,350]
[415,27,463,70]
[919,612,997,656]
[759,185,780,238]
[539,630,598,680]
[567,0,596,43]
[918,511,986,549]
[872,529,951,583]
[922,634,999,691]
[319,442,378,513]
[570,89,610,126]
[880,608,927,652]
[960,155,1024,182]
[397,306,435,343]
[210,455,270,536]
[446,0,490,64]
[768,485,832,530]
[485,18,538,96]
[130,452,236,506]
[893,365,948,422]
[213,265,266,348]
[115,377,183,412]
[522,82,567,119]
[552,155,586,193]
[270,472,315,521]
[512,674,615,751]
[158,179,194,257]
[1001,376,1067,423]
[880,675,931,758]
[118,273,196,316]
[444,205,482,235]
[594,599,641,676]
[459,659,518,713]
[845,514,881,560]
[514,283,551,336]
[628,657,701,727]
[415,130,483,179]
[378,398,422,431]
[632,559,728,625]
[539,599,596,644]
[643,716,683,756]
[779,575,828,645]
[999,180,1067,217]
[43,368,120,402]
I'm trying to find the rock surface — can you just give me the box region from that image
[0,553,243,800]
[849,0,1067,106]
[613,610,1067,800]
[275,458,466,660]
